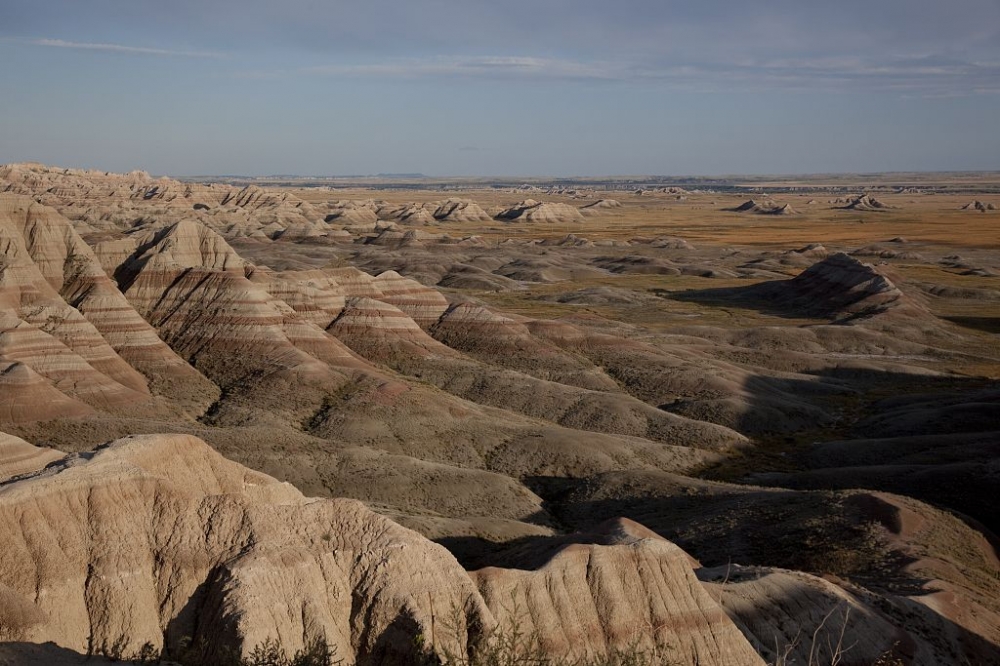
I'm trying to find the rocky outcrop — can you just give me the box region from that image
[248,268,347,328]
[91,218,366,416]
[325,201,380,231]
[473,520,765,665]
[961,201,996,212]
[580,199,622,215]
[9,201,212,401]
[371,270,449,327]
[251,267,448,330]
[0,197,181,416]
[699,491,1000,666]
[0,435,780,665]
[0,198,152,395]
[362,228,438,248]
[431,301,533,345]
[748,253,915,320]
[0,163,325,242]
[432,199,493,223]
[839,194,893,211]
[701,565,917,665]
[0,435,492,663]
[330,296,437,340]
[0,431,62,481]
[377,203,437,226]
[0,360,94,423]
[0,163,303,214]
[727,199,796,215]
[495,200,585,224]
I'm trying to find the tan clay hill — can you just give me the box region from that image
[432,198,494,223]
[579,198,623,215]
[496,199,586,223]
[838,194,894,211]
[0,163,998,664]
[744,252,918,319]
[727,199,797,215]
[961,200,997,212]
[0,431,61,481]
[0,433,780,665]
[2,434,997,665]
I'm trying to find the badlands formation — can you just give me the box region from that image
[0,163,998,665]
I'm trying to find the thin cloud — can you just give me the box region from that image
[30,38,223,58]
[724,56,1000,96]
[296,53,1000,96]
[305,56,619,80]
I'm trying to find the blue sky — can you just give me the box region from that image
[2,0,999,176]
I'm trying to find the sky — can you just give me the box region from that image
[2,0,999,177]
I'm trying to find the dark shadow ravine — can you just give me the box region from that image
[729,369,1000,535]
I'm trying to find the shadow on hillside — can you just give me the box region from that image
[439,365,1000,575]
[0,642,112,664]
[944,315,1000,334]
[443,482,922,586]
[661,282,822,321]
[439,481,1000,663]
[733,369,1000,535]
[718,575,1000,665]
[444,367,999,572]
[438,486,1000,663]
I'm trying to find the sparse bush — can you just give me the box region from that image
[242,637,286,666]
[417,595,679,666]
[96,633,340,666]
[80,608,906,666]
[871,648,906,666]
[763,604,911,666]
[130,642,162,664]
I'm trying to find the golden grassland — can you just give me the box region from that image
[289,182,1000,376]
[469,273,818,329]
[293,188,1000,248]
